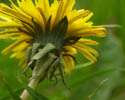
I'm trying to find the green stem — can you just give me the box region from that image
[20,43,56,100]
[20,77,40,100]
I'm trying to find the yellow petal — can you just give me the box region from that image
[9,0,30,18]
[2,40,24,55]
[0,14,11,21]
[10,52,17,58]
[59,0,75,20]
[68,21,93,35]
[63,46,77,55]
[16,50,25,59]
[82,12,93,22]
[12,41,29,52]
[75,42,99,56]
[67,12,93,36]
[18,0,44,29]
[0,3,10,9]
[0,33,21,39]
[19,57,26,68]
[0,21,22,28]
[0,28,19,35]
[78,38,99,45]
[0,3,31,24]
[54,0,64,24]
[62,55,75,74]
[71,27,106,37]
[50,0,59,29]
[68,10,91,24]
[2,36,30,54]
[35,0,50,22]
[73,44,97,62]
[52,0,75,25]
[13,42,29,59]
[62,0,75,13]
[68,56,75,68]
[10,51,25,59]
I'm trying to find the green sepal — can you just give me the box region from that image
[18,27,33,37]
[45,16,52,33]
[23,46,32,73]
[26,42,41,69]
[22,23,35,36]
[27,43,55,69]
[63,36,81,46]
[26,46,32,65]
[32,53,56,78]
[19,18,36,33]
[49,57,60,81]
[32,43,55,60]
[31,42,41,57]
[46,17,68,51]
[31,18,43,40]
[0,30,20,35]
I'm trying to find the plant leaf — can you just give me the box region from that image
[24,84,49,100]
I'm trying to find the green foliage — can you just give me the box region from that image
[23,84,49,100]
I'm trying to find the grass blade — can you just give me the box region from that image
[24,84,49,100]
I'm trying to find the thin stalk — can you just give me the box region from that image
[20,77,40,100]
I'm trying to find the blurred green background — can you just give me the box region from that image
[0,0,124,100]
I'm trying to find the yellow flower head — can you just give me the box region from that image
[0,0,106,74]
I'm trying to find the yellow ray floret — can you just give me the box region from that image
[63,56,75,74]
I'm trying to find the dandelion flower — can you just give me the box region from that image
[0,0,106,75]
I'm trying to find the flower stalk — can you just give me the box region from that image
[20,78,40,100]
[20,43,57,100]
